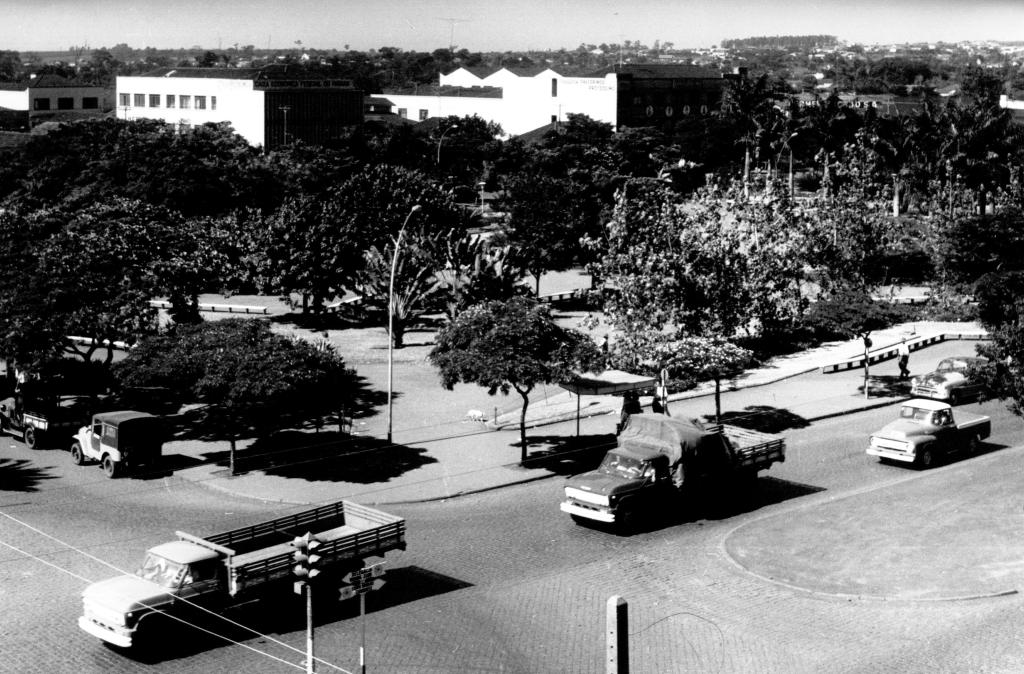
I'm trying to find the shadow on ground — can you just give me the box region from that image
[520,433,619,475]
[117,566,471,665]
[706,406,811,433]
[197,429,437,483]
[0,458,58,492]
[577,474,827,537]
[866,375,913,398]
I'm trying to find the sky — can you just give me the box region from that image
[1,0,1023,54]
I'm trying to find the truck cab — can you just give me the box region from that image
[561,448,675,526]
[70,410,165,478]
[868,399,991,468]
[79,541,222,648]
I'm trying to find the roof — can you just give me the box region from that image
[94,410,157,425]
[590,63,724,79]
[149,540,218,565]
[442,66,495,79]
[28,74,101,89]
[515,121,561,144]
[134,65,353,87]
[561,370,657,396]
[903,398,952,411]
[383,84,503,98]
[139,67,265,80]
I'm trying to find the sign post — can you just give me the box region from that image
[341,562,387,674]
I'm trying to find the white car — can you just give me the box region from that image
[910,356,988,404]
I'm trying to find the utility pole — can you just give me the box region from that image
[436,17,468,51]
[279,105,291,146]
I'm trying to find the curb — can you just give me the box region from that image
[192,393,913,507]
[719,444,1024,603]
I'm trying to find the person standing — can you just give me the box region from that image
[897,339,911,380]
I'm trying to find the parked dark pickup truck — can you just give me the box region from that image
[867,398,991,468]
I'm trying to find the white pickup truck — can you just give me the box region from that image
[867,399,991,468]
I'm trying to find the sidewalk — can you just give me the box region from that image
[169,320,989,506]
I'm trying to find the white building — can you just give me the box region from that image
[384,66,618,136]
[116,66,363,149]
[384,64,733,137]
[0,74,111,127]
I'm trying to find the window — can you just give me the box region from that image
[551,78,558,97]
[149,94,160,107]
[195,95,206,110]
[397,107,407,118]
[119,93,130,107]
[418,108,428,121]
[33,98,50,111]
[211,96,216,110]
[133,94,145,107]
[82,97,98,109]
[57,97,74,110]
[179,95,191,109]
[166,94,175,108]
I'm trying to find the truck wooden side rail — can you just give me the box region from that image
[715,424,787,470]
[188,501,407,596]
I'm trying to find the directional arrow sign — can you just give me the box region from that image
[369,562,386,578]
[338,585,357,601]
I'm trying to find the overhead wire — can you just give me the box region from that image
[0,510,351,673]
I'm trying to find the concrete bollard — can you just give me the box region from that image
[606,595,629,674]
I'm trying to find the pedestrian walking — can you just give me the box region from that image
[897,339,910,380]
[617,390,641,434]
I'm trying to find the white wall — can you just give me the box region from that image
[386,93,506,127]
[439,68,484,87]
[0,88,27,111]
[1000,94,1024,110]
[116,75,264,146]
[386,71,618,136]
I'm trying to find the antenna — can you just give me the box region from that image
[436,17,468,51]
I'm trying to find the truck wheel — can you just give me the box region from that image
[101,455,122,479]
[917,446,935,469]
[24,426,39,449]
[615,500,638,534]
[968,434,982,455]
[70,442,86,465]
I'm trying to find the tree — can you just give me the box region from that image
[260,164,468,331]
[428,297,602,460]
[669,337,753,423]
[114,319,356,474]
[605,329,752,423]
[500,172,597,295]
[804,289,896,398]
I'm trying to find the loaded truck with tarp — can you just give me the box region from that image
[560,413,785,530]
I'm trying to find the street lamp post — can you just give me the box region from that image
[386,204,422,445]
[436,124,458,165]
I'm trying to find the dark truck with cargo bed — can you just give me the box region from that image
[560,413,785,530]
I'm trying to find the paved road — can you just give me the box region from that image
[4,392,1024,673]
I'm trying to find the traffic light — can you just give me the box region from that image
[291,532,323,584]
